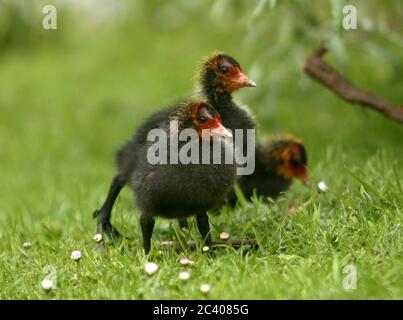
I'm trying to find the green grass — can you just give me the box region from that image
[0,1,402,299]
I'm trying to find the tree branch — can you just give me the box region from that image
[304,46,403,124]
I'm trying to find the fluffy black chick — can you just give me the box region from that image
[226,136,309,205]
[200,52,256,146]
[100,100,236,253]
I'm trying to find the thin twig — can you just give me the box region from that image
[160,239,258,251]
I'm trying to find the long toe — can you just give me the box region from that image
[97,222,125,243]
[106,223,122,239]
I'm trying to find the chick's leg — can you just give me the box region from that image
[140,215,155,254]
[178,218,189,230]
[196,213,212,246]
[93,174,125,241]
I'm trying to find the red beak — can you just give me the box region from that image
[201,122,232,140]
[234,70,256,87]
[297,171,310,186]
[301,174,310,186]
[293,165,310,186]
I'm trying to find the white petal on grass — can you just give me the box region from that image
[202,246,210,252]
[93,233,103,242]
[23,242,32,249]
[144,262,159,275]
[179,257,195,266]
[41,279,53,291]
[219,232,230,240]
[200,284,211,293]
[179,271,190,281]
[70,250,82,261]
[318,181,329,193]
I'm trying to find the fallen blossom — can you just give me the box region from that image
[318,181,328,193]
[200,284,211,293]
[219,232,230,240]
[179,257,195,266]
[93,233,103,242]
[23,242,32,249]
[179,271,190,281]
[41,279,53,291]
[144,262,159,275]
[70,250,82,261]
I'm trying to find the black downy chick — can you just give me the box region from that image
[226,136,309,205]
[200,52,256,146]
[101,100,236,253]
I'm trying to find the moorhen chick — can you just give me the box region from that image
[177,53,257,229]
[226,136,309,205]
[200,52,256,146]
[93,52,256,239]
[101,100,236,253]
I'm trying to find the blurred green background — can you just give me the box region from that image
[1,0,402,182]
[0,0,402,299]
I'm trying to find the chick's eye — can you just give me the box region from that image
[291,156,300,165]
[198,115,207,123]
[220,66,228,73]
